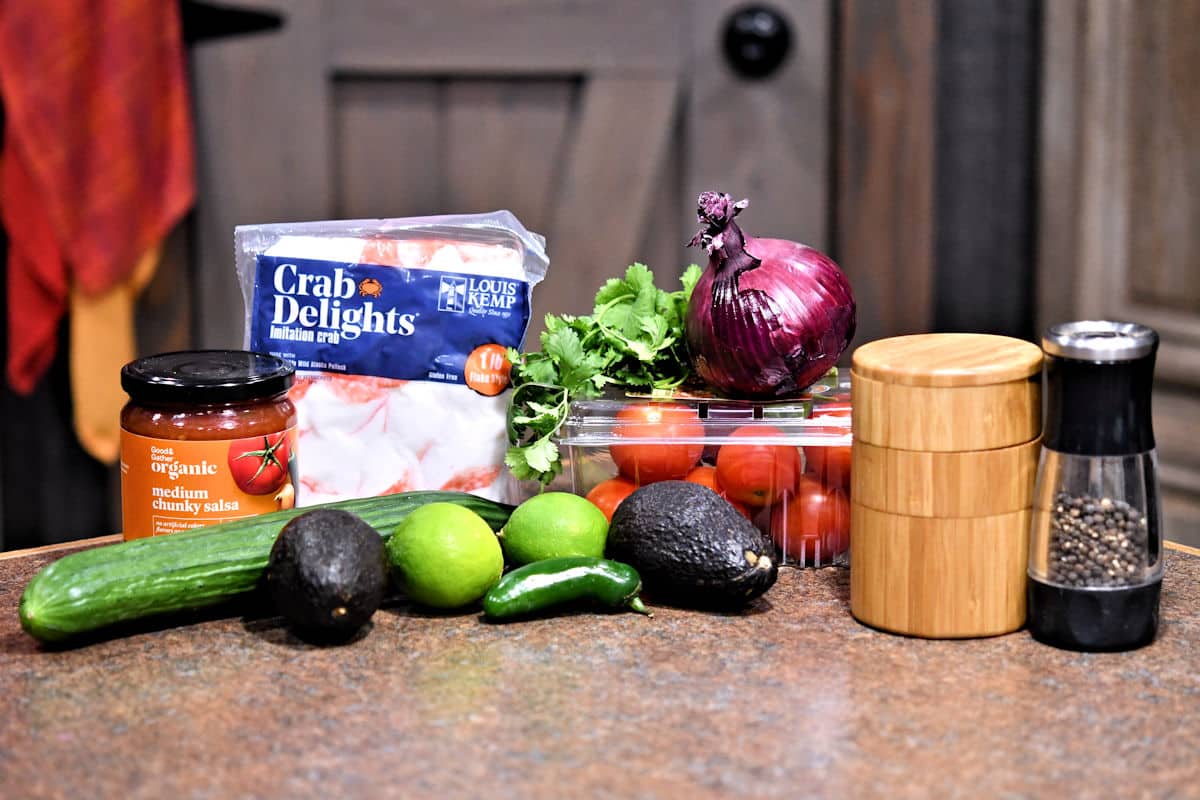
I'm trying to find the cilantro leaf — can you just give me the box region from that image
[505,439,559,483]
[543,326,585,371]
[639,315,670,347]
[593,263,653,309]
[522,436,559,473]
[512,353,559,386]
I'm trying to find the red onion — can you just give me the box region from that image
[685,191,856,398]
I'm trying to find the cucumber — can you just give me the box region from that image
[19,491,514,643]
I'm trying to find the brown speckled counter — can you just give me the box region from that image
[2,542,1199,799]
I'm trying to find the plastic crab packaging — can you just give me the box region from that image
[234,212,548,504]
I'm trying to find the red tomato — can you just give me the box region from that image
[228,433,291,495]
[585,477,638,522]
[683,466,753,519]
[769,475,850,565]
[715,426,800,507]
[609,404,703,484]
[812,402,852,419]
[805,444,852,492]
[683,464,720,490]
[807,401,852,492]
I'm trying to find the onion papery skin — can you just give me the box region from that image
[686,235,856,399]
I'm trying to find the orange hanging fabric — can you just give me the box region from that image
[0,0,195,397]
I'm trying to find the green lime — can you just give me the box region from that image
[499,492,609,565]
[387,503,504,609]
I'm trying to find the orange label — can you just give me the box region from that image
[464,343,511,396]
[119,428,298,540]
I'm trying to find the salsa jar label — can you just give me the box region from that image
[120,428,298,539]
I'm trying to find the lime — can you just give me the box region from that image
[387,503,504,609]
[499,492,609,565]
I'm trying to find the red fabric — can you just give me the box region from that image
[0,0,195,393]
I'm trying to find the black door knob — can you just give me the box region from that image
[722,5,793,80]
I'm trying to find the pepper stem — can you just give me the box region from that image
[628,596,653,617]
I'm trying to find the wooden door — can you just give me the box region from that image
[0,1,1054,549]
[1039,0,1200,546]
[188,0,832,348]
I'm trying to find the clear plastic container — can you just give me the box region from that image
[527,376,853,568]
[1027,321,1163,651]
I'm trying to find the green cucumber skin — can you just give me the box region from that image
[20,491,514,643]
[482,556,643,620]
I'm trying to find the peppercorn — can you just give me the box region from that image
[1045,491,1150,588]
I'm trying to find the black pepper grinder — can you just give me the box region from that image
[1027,321,1163,651]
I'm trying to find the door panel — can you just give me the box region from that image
[443,80,575,236]
[335,80,443,219]
[687,0,831,251]
[637,122,691,290]
[1127,0,1200,311]
[190,0,331,350]
[544,75,681,325]
[836,0,936,346]
[1039,0,1200,546]
[333,79,576,229]
[328,0,685,74]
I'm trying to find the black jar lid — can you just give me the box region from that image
[121,350,294,405]
[1043,320,1157,362]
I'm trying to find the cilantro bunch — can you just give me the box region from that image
[505,263,703,486]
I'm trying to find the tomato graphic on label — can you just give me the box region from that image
[228,433,292,495]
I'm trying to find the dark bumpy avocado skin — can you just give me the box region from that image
[606,481,778,608]
[266,509,389,643]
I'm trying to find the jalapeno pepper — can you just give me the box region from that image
[482,556,652,620]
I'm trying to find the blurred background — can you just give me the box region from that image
[1,0,1197,549]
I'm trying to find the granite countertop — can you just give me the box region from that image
[1,541,1198,799]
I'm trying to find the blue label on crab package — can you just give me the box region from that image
[249,255,532,383]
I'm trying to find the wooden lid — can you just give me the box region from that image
[851,333,1043,387]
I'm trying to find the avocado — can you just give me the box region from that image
[266,509,389,643]
[606,480,778,608]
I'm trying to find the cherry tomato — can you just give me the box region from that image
[683,464,719,490]
[228,432,291,495]
[715,426,800,507]
[768,475,850,565]
[609,404,703,484]
[812,401,852,419]
[807,401,852,491]
[684,465,753,519]
[804,444,852,492]
[585,476,638,522]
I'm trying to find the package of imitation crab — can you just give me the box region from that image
[235,212,549,505]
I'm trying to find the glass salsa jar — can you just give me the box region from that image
[119,350,297,540]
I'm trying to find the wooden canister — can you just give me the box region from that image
[849,333,1043,638]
